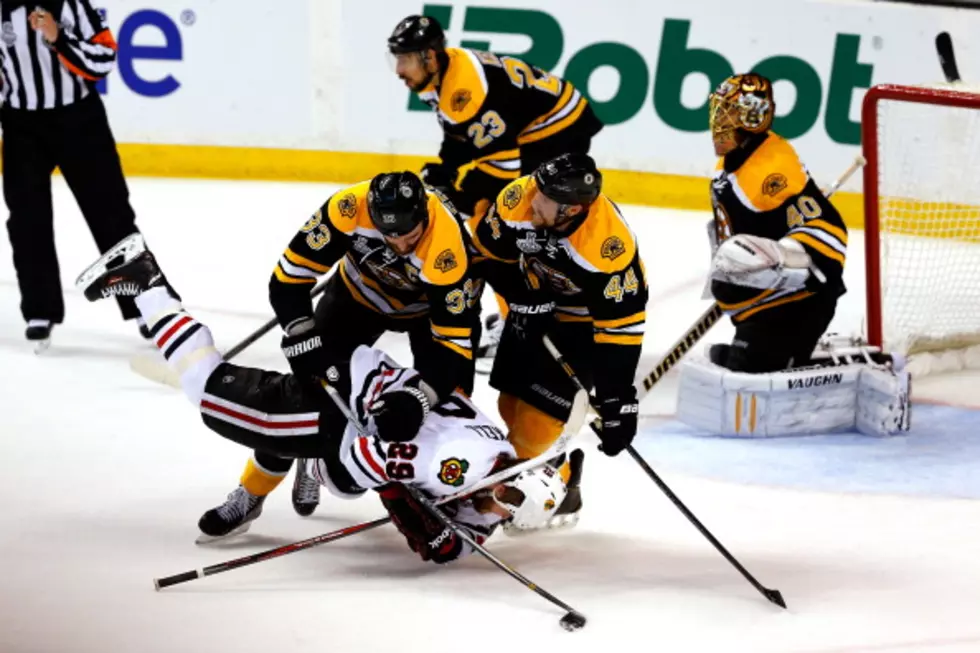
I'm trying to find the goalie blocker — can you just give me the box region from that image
[677,341,911,437]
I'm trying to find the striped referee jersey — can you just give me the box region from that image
[0,0,116,110]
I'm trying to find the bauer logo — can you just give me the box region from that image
[411,5,874,145]
[96,8,194,98]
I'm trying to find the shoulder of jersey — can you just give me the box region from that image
[414,192,469,285]
[494,175,535,226]
[434,48,491,125]
[326,180,375,234]
[565,196,638,274]
[726,133,810,212]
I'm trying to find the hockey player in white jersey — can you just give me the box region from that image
[75,233,570,564]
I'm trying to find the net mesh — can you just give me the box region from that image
[874,84,980,363]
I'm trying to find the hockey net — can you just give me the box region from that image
[863,83,980,374]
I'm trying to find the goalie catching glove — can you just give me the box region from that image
[711,233,814,291]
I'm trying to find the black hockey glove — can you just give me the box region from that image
[595,390,639,456]
[378,484,463,564]
[506,298,556,342]
[280,318,328,381]
[369,382,434,442]
[420,162,456,191]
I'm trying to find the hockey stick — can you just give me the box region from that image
[153,517,391,589]
[635,154,866,398]
[153,383,586,591]
[543,335,787,609]
[321,381,589,631]
[130,278,331,389]
[936,32,962,83]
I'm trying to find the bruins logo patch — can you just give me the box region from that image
[762,173,788,197]
[600,236,626,261]
[503,183,523,210]
[451,89,472,113]
[434,248,458,273]
[438,458,470,487]
[338,193,357,218]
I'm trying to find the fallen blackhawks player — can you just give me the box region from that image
[675,73,910,437]
[465,153,648,527]
[387,14,605,370]
[75,234,573,561]
[257,170,482,519]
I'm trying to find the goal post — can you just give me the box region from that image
[862,83,980,370]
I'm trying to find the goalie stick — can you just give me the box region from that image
[635,154,867,399]
[542,334,786,609]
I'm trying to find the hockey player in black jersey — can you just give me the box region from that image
[705,73,849,373]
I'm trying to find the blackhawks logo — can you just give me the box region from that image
[438,458,470,487]
[338,193,357,218]
[600,236,626,261]
[762,173,787,197]
[503,183,523,210]
[434,248,458,273]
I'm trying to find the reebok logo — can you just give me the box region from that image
[788,373,843,390]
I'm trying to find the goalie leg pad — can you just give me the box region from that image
[677,354,910,437]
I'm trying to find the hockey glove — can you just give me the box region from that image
[369,381,435,442]
[378,484,463,564]
[420,162,456,192]
[595,391,639,456]
[507,298,556,342]
[280,317,328,381]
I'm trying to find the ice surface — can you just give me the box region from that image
[2,178,980,653]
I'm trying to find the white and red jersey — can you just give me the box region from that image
[314,346,516,501]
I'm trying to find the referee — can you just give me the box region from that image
[1,0,176,350]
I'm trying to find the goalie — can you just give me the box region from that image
[676,73,910,437]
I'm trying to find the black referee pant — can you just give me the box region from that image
[2,93,141,323]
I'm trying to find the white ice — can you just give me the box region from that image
[2,178,980,653]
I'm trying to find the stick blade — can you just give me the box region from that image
[936,31,961,83]
[765,588,787,609]
[563,389,590,437]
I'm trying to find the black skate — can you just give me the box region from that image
[196,485,266,544]
[292,459,320,517]
[74,233,164,302]
[503,448,585,536]
[25,319,53,354]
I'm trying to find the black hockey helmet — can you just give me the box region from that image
[367,171,429,237]
[532,153,602,207]
[388,15,446,55]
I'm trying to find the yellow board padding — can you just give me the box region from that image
[0,141,868,229]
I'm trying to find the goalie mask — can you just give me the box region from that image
[708,73,775,156]
[493,463,568,531]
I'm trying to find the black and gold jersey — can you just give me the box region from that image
[466,175,647,398]
[710,132,848,323]
[269,181,481,396]
[418,48,602,184]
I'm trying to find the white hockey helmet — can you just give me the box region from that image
[494,463,568,531]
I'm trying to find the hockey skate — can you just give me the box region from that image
[26,320,53,354]
[475,313,503,374]
[196,485,266,544]
[74,232,164,301]
[292,459,321,517]
[503,448,584,536]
